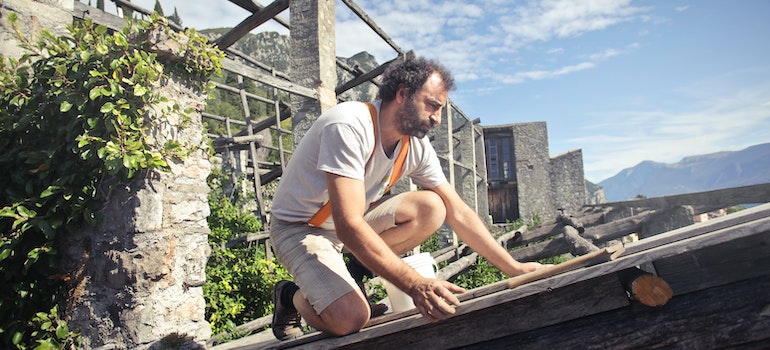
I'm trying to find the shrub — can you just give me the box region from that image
[204,169,291,337]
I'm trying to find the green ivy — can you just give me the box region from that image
[0,13,222,349]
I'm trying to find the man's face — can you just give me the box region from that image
[396,73,448,138]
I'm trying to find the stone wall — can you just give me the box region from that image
[2,1,214,347]
[551,149,587,214]
[483,122,588,223]
[1,0,73,58]
[61,75,213,349]
[510,122,554,221]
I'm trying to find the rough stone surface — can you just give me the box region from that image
[289,0,337,144]
[551,149,587,214]
[483,122,587,223]
[0,7,221,347]
[510,122,554,221]
[0,0,72,59]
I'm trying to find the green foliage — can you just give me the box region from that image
[419,231,442,253]
[0,13,222,348]
[204,169,290,336]
[539,254,570,265]
[452,256,506,290]
[27,305,81,349]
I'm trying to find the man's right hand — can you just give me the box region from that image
[409,277,466,322]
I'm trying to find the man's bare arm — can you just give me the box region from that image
[430,182,547,277]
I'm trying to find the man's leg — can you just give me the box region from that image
[270,221,372,338]
[305,190,446,334]
[293,288,370,336]
[271,191,446,339]
[371,190,447,255]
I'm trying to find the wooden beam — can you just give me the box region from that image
[617,268,672,307]
[588,183,770,212]
[339,0,404,55]
[228,0,291,29]
[215,0,290,50]
[623,202,770,255]
[653,229,770,295]
[73,1,126,31]
[224,47,291,80]
[581,209,653,243]
[505,243,624,289]
[335,52,413,95]
[222,58,317,98]
[479,275,770,349]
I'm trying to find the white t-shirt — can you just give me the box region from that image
[271,100,447,229]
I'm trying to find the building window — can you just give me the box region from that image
[486,136,513,180]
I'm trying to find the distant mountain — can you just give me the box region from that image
[598,143,770,202]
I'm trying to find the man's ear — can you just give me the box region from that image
[395,84,407,104]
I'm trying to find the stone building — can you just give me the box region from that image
[483,122,586,223]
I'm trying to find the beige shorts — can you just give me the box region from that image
[269,193,408,314]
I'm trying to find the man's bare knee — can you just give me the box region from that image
[319,291,370,336]
[399,191,446,227]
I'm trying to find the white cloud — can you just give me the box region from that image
[496,0,647,47]
[574,81,770,182]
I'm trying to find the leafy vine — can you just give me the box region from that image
[0,13,223,348]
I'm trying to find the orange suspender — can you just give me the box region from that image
[307,102,411,227]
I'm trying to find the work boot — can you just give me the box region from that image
[272,280,303,341]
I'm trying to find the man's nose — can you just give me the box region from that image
[430,113,442,126]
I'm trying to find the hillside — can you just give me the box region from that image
[598,142,770,201]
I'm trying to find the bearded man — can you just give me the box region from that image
[268,56,547,340]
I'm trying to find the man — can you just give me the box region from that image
[269,57,547,340]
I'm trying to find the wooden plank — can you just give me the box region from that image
[506,243,624,289]
[347,221,770,350]
[464,214,770,305]
[623,202,770,255]
[653,232,770,295]
[277,274,629,350]
[589,183,770,212]
[478,275,770,349]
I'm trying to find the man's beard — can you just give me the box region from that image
[397,96,434,138]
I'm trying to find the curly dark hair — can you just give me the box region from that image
[378,56,455,103]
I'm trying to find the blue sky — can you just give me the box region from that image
[92,0,770,182]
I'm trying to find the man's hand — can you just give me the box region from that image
[409,278,466,322]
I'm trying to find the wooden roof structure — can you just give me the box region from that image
[214,183,770,349]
